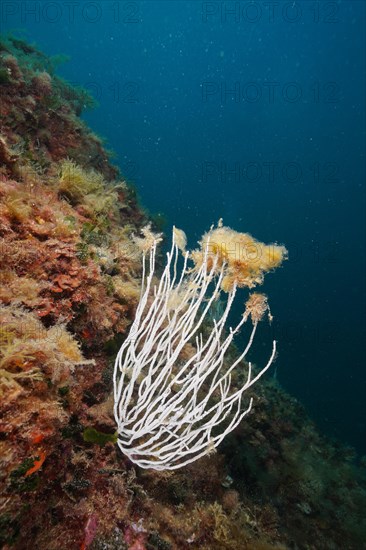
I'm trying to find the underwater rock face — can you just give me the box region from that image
[0,37,365,550]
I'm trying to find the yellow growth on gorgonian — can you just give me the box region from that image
[192,220,287,291]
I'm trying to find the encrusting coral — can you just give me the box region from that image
[0,35,365,550]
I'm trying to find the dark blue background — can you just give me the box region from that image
[2,1,365,453]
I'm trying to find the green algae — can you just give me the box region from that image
[83,427,118,447]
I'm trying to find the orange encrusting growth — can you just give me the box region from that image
[192,223,287,291]
[25,451,46,477]
[31,433,45,445]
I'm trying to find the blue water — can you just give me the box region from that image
[2,1,365,453]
